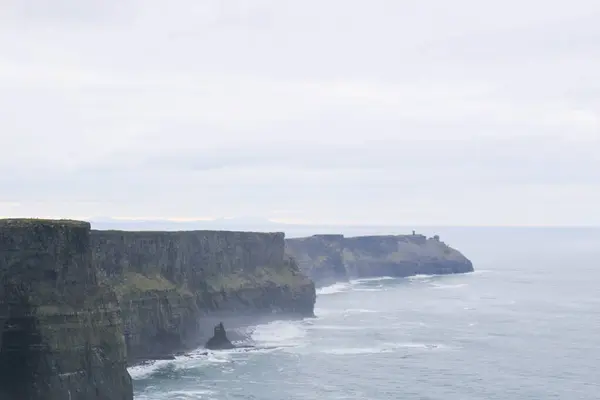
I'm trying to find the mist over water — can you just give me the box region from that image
[131,228,600,399]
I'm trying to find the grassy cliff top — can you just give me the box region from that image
[288,233,469,264]
[92,229,285,236]
[205,266,310,292]
[0,218,90,228]
[110,267,309,298]
[288,233,431,241]
[112,272,186,297]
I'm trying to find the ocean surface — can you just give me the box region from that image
[129,228,600,399]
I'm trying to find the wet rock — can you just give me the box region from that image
[205,322,235,350]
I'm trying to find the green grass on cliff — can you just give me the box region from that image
[205,265,305,292]
[343,249,421,263]
[114,272,181,296]
[0,218,89,228]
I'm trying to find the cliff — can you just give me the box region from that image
[283,234,347,287]
[91,230,315,363]
[0,219,132,400]
[285,234,473,286]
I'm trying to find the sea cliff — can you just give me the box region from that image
[0,219,132,400]
[285,233,473,286]
[0,219,315,399]
[90,230,315,363]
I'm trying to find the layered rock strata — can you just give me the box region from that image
[0,219,132,400]
[0,219,316,398]
[90,230,315,363]
[285,233,473,286]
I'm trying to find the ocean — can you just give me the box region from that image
[129,228,600,399]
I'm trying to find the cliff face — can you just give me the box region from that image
[91,230,315,363]
[0,220,132,400]
[285,234,473,286]
[284,235,347,287]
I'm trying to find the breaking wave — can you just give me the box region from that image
[317,341,455,356]
[316,282,352,295]
[431,283,468,289]
[317,276,398,296]
[251,319,308,347]
[127,347,235,381]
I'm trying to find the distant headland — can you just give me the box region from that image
[0,218,473,399]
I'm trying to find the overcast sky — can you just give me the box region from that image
[1,0,599,226]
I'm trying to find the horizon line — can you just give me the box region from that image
[0,216,598,229]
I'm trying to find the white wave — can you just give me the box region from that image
[308,324,366,331]
[170,350,232,374]
[317,341,453,356]
[161,389,217,399]
[251,320,307,347]
[313,307,335,317]
[470,269,493,275]
[350,276,396,284]
[128,360,173,380]
[382,342,455,351]
[431,283,468,289]
[127,348,231,380]
[317,277,396,296]
[344,308,378,314]
[314,307,378,318]
[316,282,351,295]
[322,347,394,355]
[408,274,435,281]
[393,342,449,349]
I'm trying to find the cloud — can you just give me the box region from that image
[0,0,599,225]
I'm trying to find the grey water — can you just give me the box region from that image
[130,228,600,399]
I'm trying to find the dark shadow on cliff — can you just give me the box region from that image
[0,294,41,400]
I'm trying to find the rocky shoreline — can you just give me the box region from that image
[0,218,473,399]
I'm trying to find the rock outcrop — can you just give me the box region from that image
[284,234,347,287]
[205,322,235,350]
[0,219,132,400]
[285,233,473,286]
[91,230,315,364]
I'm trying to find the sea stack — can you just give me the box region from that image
[205,322,235,350]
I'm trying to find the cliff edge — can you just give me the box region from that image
[91,230,315,363]
[285,233,473,286]
[0,219,132,400]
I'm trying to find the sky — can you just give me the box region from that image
[0,0,599,226]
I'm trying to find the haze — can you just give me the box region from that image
[1,0,599,226]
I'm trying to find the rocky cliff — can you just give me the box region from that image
[91,230,315,363]
[0,219,132,400]
[285,234,473,286]
[283,235,347,287]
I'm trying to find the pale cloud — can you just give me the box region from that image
[0,0,599,225]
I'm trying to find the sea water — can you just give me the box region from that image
[130,228,600,399]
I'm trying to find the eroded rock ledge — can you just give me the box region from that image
[285,233,474,287]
